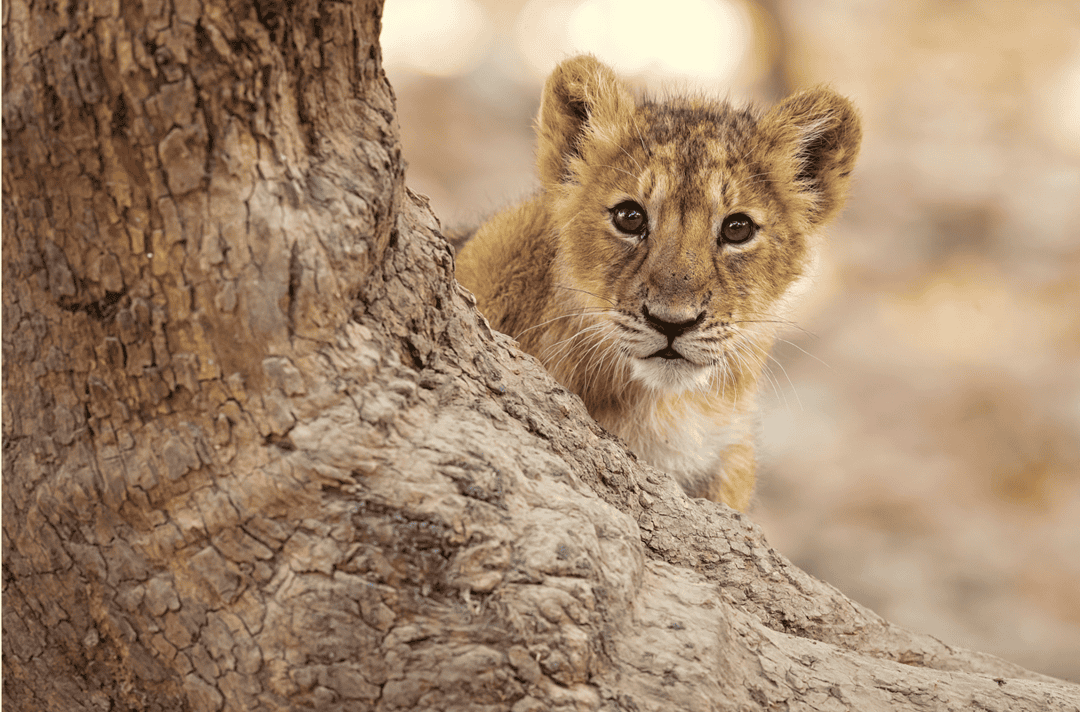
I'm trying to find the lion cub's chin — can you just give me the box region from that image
[630,357,714,393]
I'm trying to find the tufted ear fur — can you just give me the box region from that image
[759,87,862,227]
[536,55,636,186]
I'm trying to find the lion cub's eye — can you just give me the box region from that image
[719,213,757,245]
[610,201,648,236]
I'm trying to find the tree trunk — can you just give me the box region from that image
[3,0,1078,709]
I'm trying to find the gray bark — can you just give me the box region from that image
[3,0,1079,709]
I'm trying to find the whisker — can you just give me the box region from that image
[775,337,832,371]
[561,324,616,396]
[730,310,818,339]
[558,210,585,236]
[537,319,588,363]
[540,321,610,365]
[733,332,802,412]
[615,142,644,172]
[546,322,612,378]
[730,337,781,404]
[513,310,608,340]
[595,163,639,181]
[762,349,803,411]
[729,338,780,407]
[580,330,617,396]
[628,110,651,159]
[551,283,617,306]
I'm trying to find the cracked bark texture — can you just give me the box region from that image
[3,0,1079,709]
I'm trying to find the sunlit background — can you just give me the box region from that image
[381,0,1080,682]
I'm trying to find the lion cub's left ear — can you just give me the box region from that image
[759,88,862,228]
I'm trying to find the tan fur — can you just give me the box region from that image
[456,56,861,511]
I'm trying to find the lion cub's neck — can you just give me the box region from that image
[454,55,861,511]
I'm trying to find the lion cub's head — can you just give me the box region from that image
[537,55,862,395]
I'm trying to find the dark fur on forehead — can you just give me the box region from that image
[636,100,761,182]
[638,100,758,147]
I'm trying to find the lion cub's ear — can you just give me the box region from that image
[759,87,862,228]
[536,55,635,186]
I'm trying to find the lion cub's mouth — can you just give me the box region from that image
[648,345,685,361]
[630,345,712,392]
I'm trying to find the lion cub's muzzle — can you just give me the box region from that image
[641,304,707,361]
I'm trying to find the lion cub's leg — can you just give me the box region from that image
[696,442,756,512]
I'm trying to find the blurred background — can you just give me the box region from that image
[380,0,1080,681]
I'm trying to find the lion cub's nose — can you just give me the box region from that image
[642,305,706,339]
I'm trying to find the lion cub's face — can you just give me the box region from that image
[537,57,861,394]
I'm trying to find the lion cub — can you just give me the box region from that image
[455,56,861,510]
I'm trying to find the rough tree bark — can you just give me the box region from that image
[3,0,1079,709]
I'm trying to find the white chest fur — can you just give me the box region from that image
[607,392,757,492]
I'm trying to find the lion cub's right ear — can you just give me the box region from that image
[536,55,635,186]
